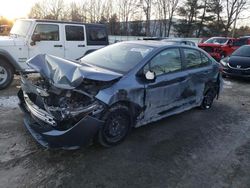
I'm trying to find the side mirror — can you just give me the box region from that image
[30,33,41,46]
[145,70,156,81]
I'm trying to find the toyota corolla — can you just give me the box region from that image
[18,41,222,149]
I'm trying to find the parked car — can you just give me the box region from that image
[199,36,250,61]
[18,41,222,149]
[198,37,235,61]
[0,19,109,89]
[222,36,250,56]
[220,45,250,78]
[161,38,196,46]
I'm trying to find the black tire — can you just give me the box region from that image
[200,89,217,109]
[0,59,14,90]
[98,105,132,147]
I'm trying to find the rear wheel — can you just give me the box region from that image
[200,89,217,109]
[0,59,14,90]
[98,105,131,147]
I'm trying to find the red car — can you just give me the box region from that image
[198,37,235,61]
[199,36,250,61]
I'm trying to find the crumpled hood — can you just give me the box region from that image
[27,54,123,89]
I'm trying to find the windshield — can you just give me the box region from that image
[80,43,154,73]
[204,38,228,44]
[232,45,250,57]
[10,20,32,37]
[232,38,248,47]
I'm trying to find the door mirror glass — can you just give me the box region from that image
[31,34,41,46]
[32,33,41,42]
[145,70,155,81]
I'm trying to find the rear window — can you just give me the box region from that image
[86,26,108,45]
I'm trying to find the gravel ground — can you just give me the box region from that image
[0,76,250,188]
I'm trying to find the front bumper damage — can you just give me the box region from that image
[18,75,104,149]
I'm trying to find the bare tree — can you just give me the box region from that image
[141,0,152,36]
[29,0,65,20]
[119,0,139,35]
[224,0,247,36]
[167,0,179,36]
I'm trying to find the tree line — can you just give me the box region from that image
[28,0,249,37]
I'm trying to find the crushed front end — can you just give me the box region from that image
[18,73,105,149]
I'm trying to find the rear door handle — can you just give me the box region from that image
[54,45,63,47]
[78,44,85,47]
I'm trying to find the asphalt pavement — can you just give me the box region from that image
[0,76,250,188]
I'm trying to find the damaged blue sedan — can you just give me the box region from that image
[18,41,222,149]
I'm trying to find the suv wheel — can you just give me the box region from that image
[98,105,131,147]
[0,59,14,90]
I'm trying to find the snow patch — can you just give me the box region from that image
[223,80,233,89]
[0,96,19,108]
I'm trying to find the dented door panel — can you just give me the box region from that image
[143,71,191,122]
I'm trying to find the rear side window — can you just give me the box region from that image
[34,24,59,41]
[86,26,108,45]
[183,48,210,69]
[65,25,84,41]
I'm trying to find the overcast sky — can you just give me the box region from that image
[0,0,80,20]
[0,0,249,27]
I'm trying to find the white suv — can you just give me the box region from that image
[0,19,109,89]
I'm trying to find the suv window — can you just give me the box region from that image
[184,48,210,68]
[34,24,59,41]
[145,48,182,76]
[86,26,108,45]
[65,25,84,41]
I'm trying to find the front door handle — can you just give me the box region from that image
[78,44,85,47]
[54,45,63,47]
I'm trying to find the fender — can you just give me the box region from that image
[0,49,22,71]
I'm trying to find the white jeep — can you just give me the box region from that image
[0,19,109,89]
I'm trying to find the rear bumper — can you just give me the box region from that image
[18,89,104,149]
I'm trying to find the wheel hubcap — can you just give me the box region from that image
[0,66,8,85]
[104,114,128,143]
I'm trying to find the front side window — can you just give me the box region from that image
[65,25,84,41]
[34,24,59,41]
[184,48,210,68]
[145,48,182,76]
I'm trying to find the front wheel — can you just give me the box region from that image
[200,89,217,109]
[98,105,131,147]
[0,60,14,90]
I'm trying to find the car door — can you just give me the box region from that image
[182,48,214,103]
[28,23,64,58]
[143,48,192,120]
[64,24,87,60]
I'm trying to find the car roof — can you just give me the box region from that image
[239,36,250,39]
[119,41,200,50]
[17,19,105,27]
[162,38,193,42]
